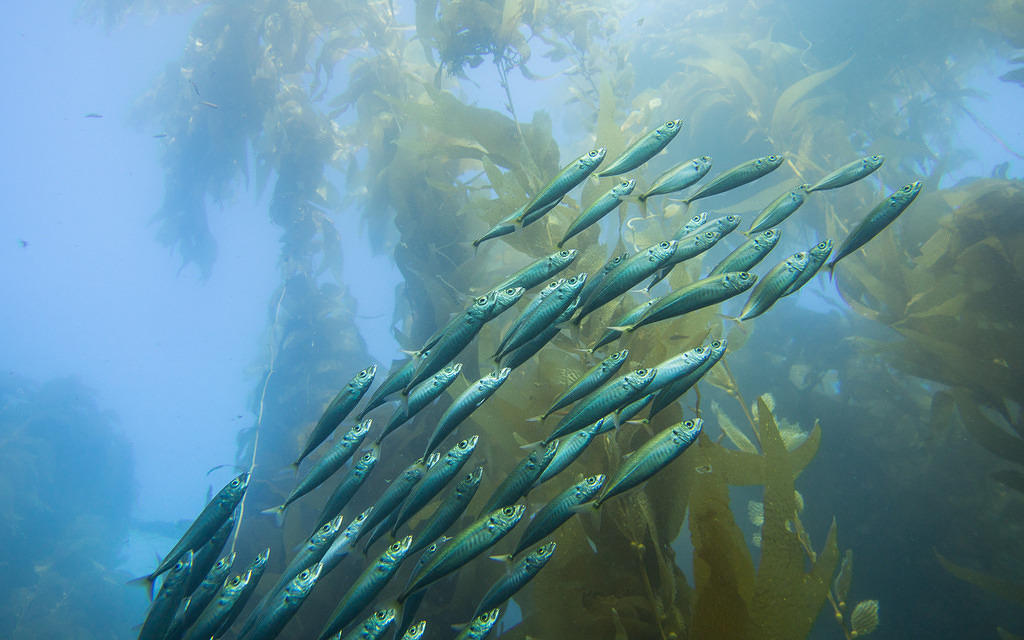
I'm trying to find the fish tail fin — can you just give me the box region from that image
[261,504,287,527]
[127,574,156,601]
[488,553,514,564]
[826,261,837,281]
[288,461,300,474]
[524,414,545,423]
[607,324,635,333]
[518,438,546,451]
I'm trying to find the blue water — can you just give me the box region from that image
[2,1,1023,638]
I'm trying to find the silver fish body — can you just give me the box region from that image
[401,505,526,600]
[490,250,578,293]
[472,542,556,618]
[627,272,756,332]
[808,154,884,192]
[647,230,723,289]
[739,251,809,320]
[359,357,422,420]
[590,297,662,352]
[166,551,237,640]
[425,369,508,456]
[212,548,269,639]
[541,349,629,420]
[399,621,427,640]
[318,537,412,639]
[378,364,462,444]
[267,419,372,517]
[517,147,607,222]
[357,456,438,542]
[409,466,484,555]
[138,551,193,640]
[578,252,628,309]
[454,609,502,640]
[512,475,604,556]
[648,339,727,420]
[534,422,602,486]
[395,436,479,535]
[644,347,713,396]
[574,240,679,322]
[320,508,374,576]
[641,155,712,200]
[183,515,235,598]
[559,179,636,247]
[828,181,922,274]
[140,473,247,591]
[783,239,833,296]
[247,562,323,640]
[684,154,784,204]
[748,184,810,233]
[473,198,561,249]
[499,296,581,370]
[478,441,559,514]
[709,228,781,276]
[335,608,396,640]
[317,444,379,528]
[596,419,703,507]
[296,365,376,467]
[598,120,682,177]
[544,368,658,444]
[494,279,563,357]
[674,213,742,243]
[183,566,252,640]
[396,537,450,639]
[495,273,587,359]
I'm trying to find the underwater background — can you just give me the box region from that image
[2,0,1024,638]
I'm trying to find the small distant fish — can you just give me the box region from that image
[683,154,784,205]
[200,100,219,109]
[84,113,103,118]
[808,154,884,192]
[598,119,683,178]
[153,133,168,138]
[828,181,922,276]
[18,239,28,248]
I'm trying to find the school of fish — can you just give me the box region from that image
[134,119,919,640]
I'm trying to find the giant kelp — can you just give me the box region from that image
[78,0,1024,638]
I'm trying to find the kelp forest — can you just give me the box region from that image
[10,0,1021,637]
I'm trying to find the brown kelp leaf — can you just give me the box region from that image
[689,452,757,639]
[751,396,838,640]
[937,550,1024,607]
[770,57,851,139]
[952,388,1024,466]
[713,401,759,454]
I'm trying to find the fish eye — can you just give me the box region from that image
[902,184,913,192]
[362,452,373,461]
[299,569,311,579]
[685,419,695,427]
[587,476,600,485]
[636,368,648,375]
[665,120,675,128]
[727,215,739,222]
[872,155,881,161]
[502,506,516,516]
[230,576,242,586]
[659,241,669,248]
[589,150,600,158]
[559,250,571,258]
[768,155,779,161]
[817,241,828,249]
[229,479,239,487]
[766,230,776,237]
[389,541,403,552]
[740,273,750,280]
[458,439,469,448]
[375,610,389,620]
[712,340,722,348]
[475,296,487,305]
